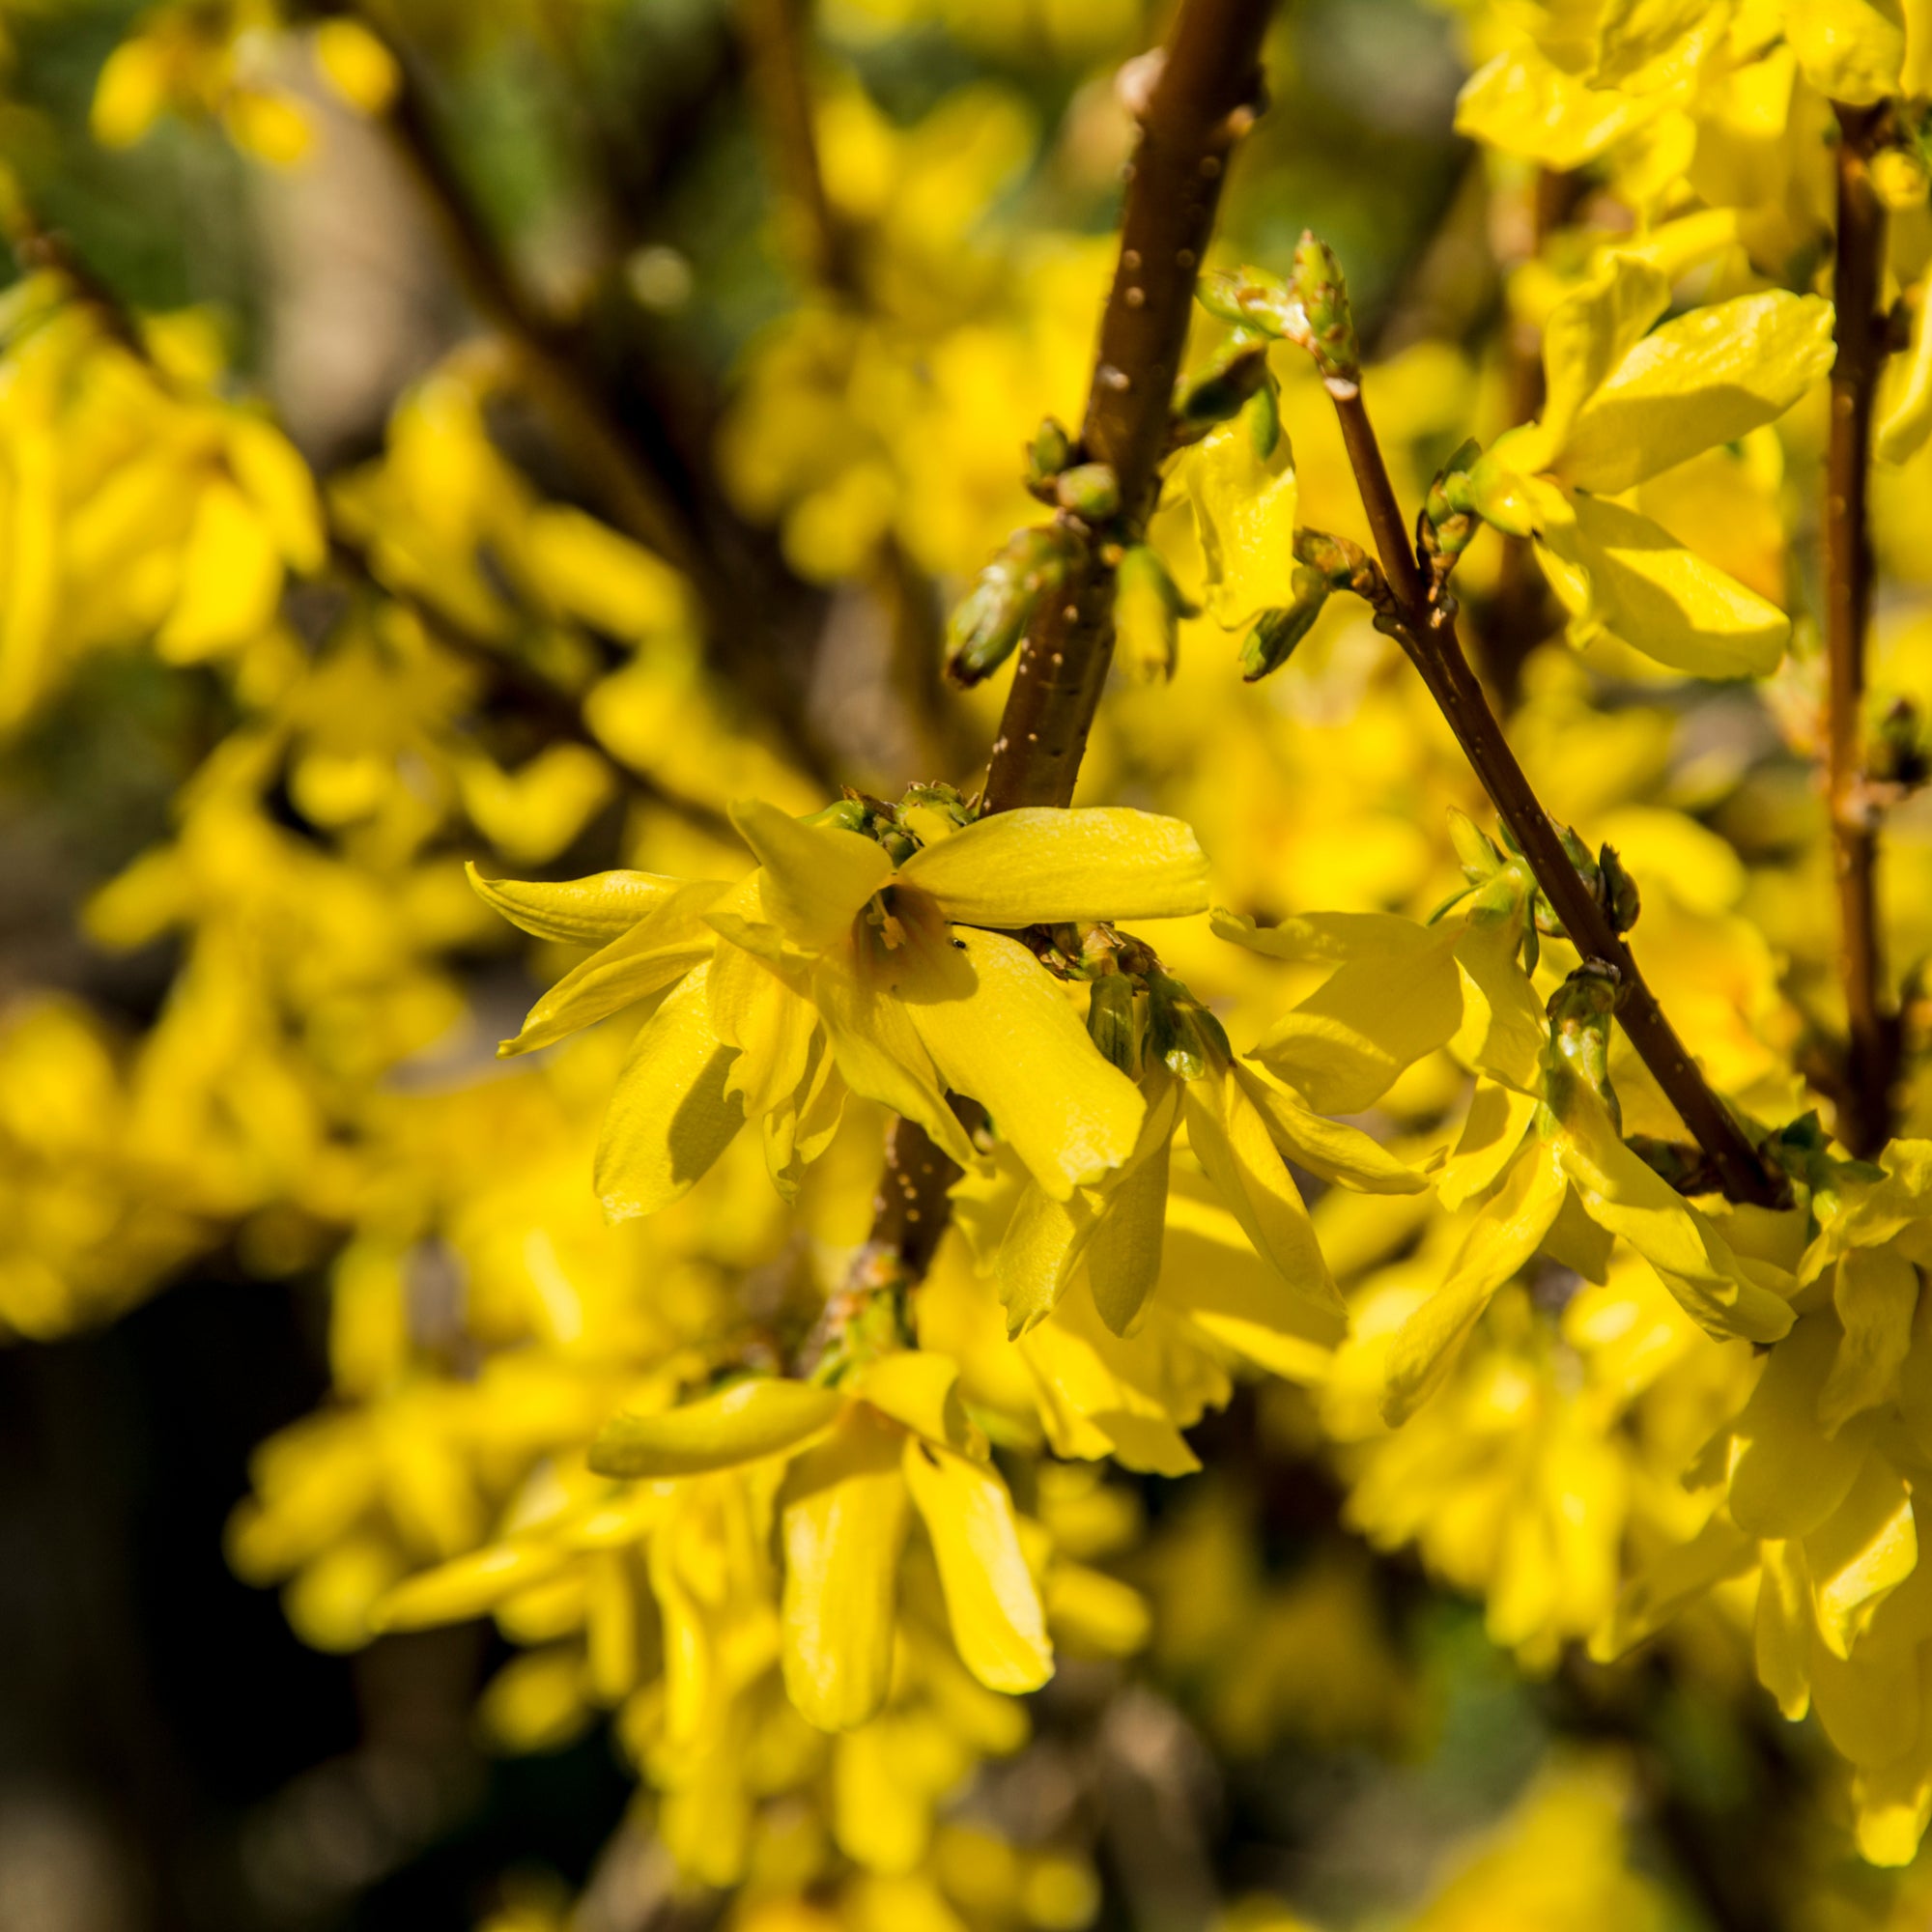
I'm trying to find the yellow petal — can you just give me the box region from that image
[904,928,1142,1200]
[1554,1087,1795,1343]
[1172,410,1298,628]
[1382,1139,1568,1426]
[1536,258,1674,462]
[731,798,893,952]
[1535,491,1788,680]
[1182,1065,1341,1312]
[373,1543,570,1631]
[593,963,746,1218]
[1821,1248,1920,1435]
[781,1406,911,1730]
[811,952,980,1170]
[896,808,1209,926]
[590,1377,841,1477]
[1807,1457,1918,1661]
[903,1439,1052,1695]
[1730,1317,1880,1539]
[502,882,726,1055]
[1088,1127,1173,1338]
[997,1181,1099,1338]
[854,1350,984,1457]
[1557,292,1833,494]
[1438,1079,1540,1209]
[1233,1063,1425,1195]
[157,480,283,661]
[1755,1539,1814,1721]
[1786,0,1905,106]
[224,414,326,573]
[467,863,687,945]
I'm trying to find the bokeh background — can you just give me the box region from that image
[0,4,1856,1930]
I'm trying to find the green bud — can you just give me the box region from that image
[1290,231,1358,383]
[1239,567,1328,681]
[1543,961,1622,1132]
[945,526,1075,687]
[1246,380,1281,462]
[1025,416,1073,499]
[1598,842,1640,933]
[1054,461,1122,522]
[1293,525,1370,590]
[1115,545,1190,683]
[1086,972,1140,1077]
[801,796,870,835]
[1195,266,1298,337]
[1446,808,1504,881]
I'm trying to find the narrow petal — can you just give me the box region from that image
[1089,1126,1173,1338]
[1807,1456,1918,1662]
[1755,1539,1813,1721]
[998,1182,1099,1338]
[903,928,1142,1199]
[1182,1064,1341,1312]
[593,964,746,1219]
[500,881,726,1055]
[853,1350,983,1457]
[897,808,1209,927]
[1729,1316,1879,1539]
[1233,1064,1425,1195]
[468,863,689,944]
[1554,1086,1795,1344]
[903,1439,1052,1695]
[730,798,894,952]
[1247,924,1465,1116]
[590,1378,842,1478]
[1821,1248,1920,1435]
[1382,1140,1567,1426]
[812,952,980,1170]
[1558,290,1833,494]
[781,1406,911,1730]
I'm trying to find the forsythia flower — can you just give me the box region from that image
[475,791,1210,1214]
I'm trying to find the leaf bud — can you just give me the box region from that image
[801,796,871,836]
[1543,961,1622,1132]
[1597,842,1640,933]
[1054,461,1122,522]
[1290,231,1359,383]
[1025,416,1074,499]
[1870,695,1930,790]
[1149,971,1230,1079]
[945,526,1076,686]
[1195,266,1297,336]
[1238,567,1328,681]
[1293,525,1371,590]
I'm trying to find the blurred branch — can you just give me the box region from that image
[1826,102,1898,1157]
[736,0,856,297]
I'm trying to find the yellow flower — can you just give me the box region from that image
[476,794,1210,1216]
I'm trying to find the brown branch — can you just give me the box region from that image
[983,0,1275,812]
[835,0,1280,1312]
[1329,384,1789,1208]
[1826,102,1898,1157]
[736,0,857,298]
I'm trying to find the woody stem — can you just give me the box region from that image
[1826,101,1896,1157]
[1329,382,1789,1208]
[845,0,1280,1306]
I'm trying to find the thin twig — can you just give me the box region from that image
[1826,102,1897,1157]
[1328,383,1789,1208]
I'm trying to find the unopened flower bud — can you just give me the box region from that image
[1239,567,1328,682]
[801,796,870,836]
[945,526,1076,686]
[1598,842,1640,933]
[1054,461,1122,522]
